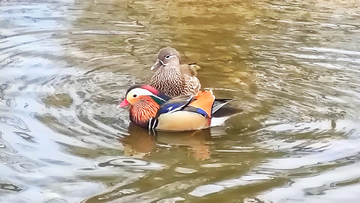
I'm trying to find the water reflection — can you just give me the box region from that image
[1,0,360,202]
[120,123,213,160]
[119,124,156,158]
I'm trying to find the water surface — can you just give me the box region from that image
[1,0,360,202]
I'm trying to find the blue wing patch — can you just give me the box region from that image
[158,102,185,114]
[157,95,194,115]
[181,106,209,118]
[196,108,208,117]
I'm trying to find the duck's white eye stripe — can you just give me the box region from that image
[158,59,165,65]
[127,88,154,100]
[132,88,152,95]
[162,55,179,65]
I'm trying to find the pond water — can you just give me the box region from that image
[1,0,360,202]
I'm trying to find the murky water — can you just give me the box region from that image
[1,0,360,202]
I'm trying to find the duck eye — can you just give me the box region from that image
[165,55,170,59]
[133,94,137,98]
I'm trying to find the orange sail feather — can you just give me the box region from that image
[188,91,215,118]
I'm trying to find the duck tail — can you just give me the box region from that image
[212,99,232,114]
[212,99,243,117]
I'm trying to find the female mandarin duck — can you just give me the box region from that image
[149,47,201,97]
[118,85,242,132]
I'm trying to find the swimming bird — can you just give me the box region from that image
[118,85,242,132]
[149,47,201,97]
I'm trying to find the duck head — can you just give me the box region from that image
[151,47,181,71]
[118,85,170,128]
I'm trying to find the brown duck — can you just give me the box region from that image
[149,47,201,97]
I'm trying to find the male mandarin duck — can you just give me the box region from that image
[149,47,201,97]
[118,85,242,132]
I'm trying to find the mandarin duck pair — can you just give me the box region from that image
[119,47,242,132]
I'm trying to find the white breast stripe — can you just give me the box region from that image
[148,118,153,130]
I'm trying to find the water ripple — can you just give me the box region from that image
[1,0,360,202]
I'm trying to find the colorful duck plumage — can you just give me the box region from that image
[119,85,241,132]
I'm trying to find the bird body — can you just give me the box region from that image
[149,47,201,97]
[119,85,241,132]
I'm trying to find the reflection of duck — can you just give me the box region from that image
[118,123,155,158]
[157,129,212,160]
[149,47,201,97]
[118,85,242,131]
[118,123,213,160]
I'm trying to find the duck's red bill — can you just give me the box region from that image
[118,99,130,108]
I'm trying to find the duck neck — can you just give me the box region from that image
[130,98,160,128]
[156,65,181,76]
[150,66,184,97]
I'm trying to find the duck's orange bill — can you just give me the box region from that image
[118,99,130,108]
